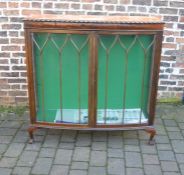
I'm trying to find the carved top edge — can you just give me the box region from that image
[23,14,164,24]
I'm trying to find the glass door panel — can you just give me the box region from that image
[97,34,154,125]
[33,33,89,124]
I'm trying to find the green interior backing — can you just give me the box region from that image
[33,33,153,123]
[34,33,89,122]
[97,35,153,119]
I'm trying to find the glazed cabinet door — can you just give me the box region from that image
[96,34,155,126]
[31,32,90,125]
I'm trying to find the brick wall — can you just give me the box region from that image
[0,0,184,105]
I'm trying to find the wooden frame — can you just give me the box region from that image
[24,15,164,144]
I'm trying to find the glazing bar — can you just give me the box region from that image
[139,51,147,124]
[40,51,45,121]
[59,52,63,122]
[104,52,109,124]
[78,52,81,124]
[122,51,128,124]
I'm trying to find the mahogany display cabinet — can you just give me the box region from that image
[24,15,164,144]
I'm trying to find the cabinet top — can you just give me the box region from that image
[24,14,163,24]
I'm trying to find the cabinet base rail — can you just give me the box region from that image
[27,125,156,145]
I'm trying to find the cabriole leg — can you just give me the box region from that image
[27,126,37,144]
[144,127,156,145]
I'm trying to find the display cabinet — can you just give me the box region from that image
[24,15,164,144]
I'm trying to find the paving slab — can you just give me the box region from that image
[31,157,53,175]
[0,168,12,175]
[50,165,69,175]
[0,104,183,175]
[54,149,73,165]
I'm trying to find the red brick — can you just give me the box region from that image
[178,81,184,86]
[179,45,184,50]
[119,0,130,4]
[12,66,26,71]
[2,24,22,30]
[81,0,100,2]
[82,4,93,10]
[20,31,24,37]
[179,69,184,74]
[9,31,19,37]
[0,66,9,70]
[161,56,176,61]
[22,46,25,51]
[22,85,28,89]
[2,45,21,51]
[66,11,85,15]
[180,16,184,22]
[10,17,22,23]
[1,72,19,77]
[0,31,7,37]
[104,0,118,3]
[0,59,8,64]
[164,23,173,28]
[71,3,80,10]
[105,5,115,11]
[0,91,8,96]
[0,38,9,44]
[163,30,174,36]
[163,43,176,49]
[0,84,10,89]
[22,10,41,16]
[0,97,15,105]
[20,2,30,8]
[8,79,26,83]
[159,8,178,15]
[175,63,184,68]
[10,38,25,44]
[3,9,19,16]
[9,91,27,96]
[20,72,27,77]
[0,17,8,22]
[174,31,180,36]
[10,59,19,64]
[176,38,184,43]
[32,2,41,8]
[15,97,28,104]
[0,2,7,8]
[12,52,25,57]
[11,85,20,89]
[0,79,8,84]
[8,2,19,8]
[54,3,69,9]
[43,2,53,8]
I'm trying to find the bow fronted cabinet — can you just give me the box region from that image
[24,15,164,144]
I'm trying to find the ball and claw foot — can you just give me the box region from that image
[144,127,156,145]
[29,138,34,144]
[28,126,37,144]
[148,139,155,145]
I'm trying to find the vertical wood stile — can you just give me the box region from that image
[25,29,36,123]
[88,32,97,127]
[148,31,163,125]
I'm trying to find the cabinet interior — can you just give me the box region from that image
[32,32,154,125]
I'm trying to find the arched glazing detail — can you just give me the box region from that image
[32,33,89,124]
[97,34,155,124]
